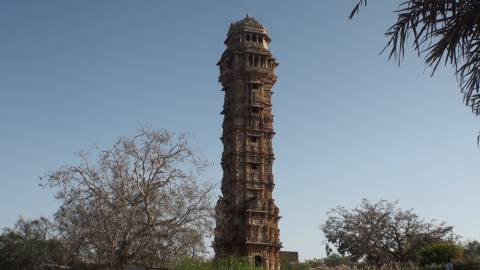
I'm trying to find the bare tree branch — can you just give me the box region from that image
[42,128,215,269]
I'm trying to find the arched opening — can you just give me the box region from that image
[254,255,263,268]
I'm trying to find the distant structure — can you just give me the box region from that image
[213,16,281,270]
[279,251,299,267]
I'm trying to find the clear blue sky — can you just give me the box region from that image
[1,0,479,260]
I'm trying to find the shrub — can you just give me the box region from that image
[419,242,464,266]
[215,257,264,270]
[323,254,351,268]
[174,257,262,270]
[174,258,212,270]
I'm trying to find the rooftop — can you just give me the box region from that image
[227,15,269,37]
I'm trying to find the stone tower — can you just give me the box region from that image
[213,16,281,270]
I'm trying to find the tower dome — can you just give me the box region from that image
[225,15,271,45]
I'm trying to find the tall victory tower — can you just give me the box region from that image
[213,16,281,270]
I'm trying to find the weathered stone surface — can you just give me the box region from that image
[213,16,281,270]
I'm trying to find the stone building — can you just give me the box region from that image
[279,251,299,267]
[213,16,281,270]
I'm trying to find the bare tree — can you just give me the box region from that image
[350,0,480,134]
[42,128,215,269]
[321,199,456,268]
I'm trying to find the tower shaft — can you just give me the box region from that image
[213,16,281,270]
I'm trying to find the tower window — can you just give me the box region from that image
[250,136,258,143]
[250,163,258,171]
[251,107,260,114]
[250,83,261,91]
[255,256,263,267]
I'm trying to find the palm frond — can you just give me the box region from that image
[349,0,367,20]
[351,0,480,119]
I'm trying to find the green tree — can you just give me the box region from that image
[350,0,480,136]
[464,240,480,262]
[175,258,213,270]
[303,258,323,268]
[213,257,263,270]
[419,242,463,266]
[280,258,309,270]
[174,257,263,270]
[0,217,66,270]
[323,254,351,268]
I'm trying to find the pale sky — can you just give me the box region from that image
[1,0,479,260]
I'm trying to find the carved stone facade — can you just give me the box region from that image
[213,16,281,270]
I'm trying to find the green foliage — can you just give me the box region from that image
[350,0,480,120]
[280,259,309,270]
[174,258,212,270]
[0,217,66,270]
[174,257,262,270]
[464,241,480,262]
[419,242,463,266]
[303,258,323,268]
[281,263,309,270]
[214,257,263,270]
[323,254,351,268]
[302,255,351,269]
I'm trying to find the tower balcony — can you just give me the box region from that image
[235,40,270,50]
[246,146,273,156]
[246,180,275,191]
[250,95,271,107]
[245,198,279,214]
[248,172,261,181]
[219,63,277,83]
[247,144,270,155]
[222,99,270,110]
[244,172,274,182]
[244,240,282,248]
[219,66,276,84]
[247,145,259,153]
[245,66,276,78]
[261,119,273,130]
[245,227,281,246]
